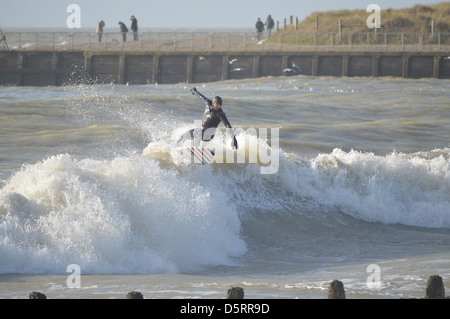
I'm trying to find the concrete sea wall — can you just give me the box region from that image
[0,50,449,86]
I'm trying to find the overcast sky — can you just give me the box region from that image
[0,0,445,30]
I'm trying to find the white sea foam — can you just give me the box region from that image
[1,143,448,274]
[0,153,246,274]
[302,148,450,228]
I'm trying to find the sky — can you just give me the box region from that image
[0,0,446,30]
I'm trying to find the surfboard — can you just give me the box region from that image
[188,146,215,165]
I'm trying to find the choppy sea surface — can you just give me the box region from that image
[0,75,449,299]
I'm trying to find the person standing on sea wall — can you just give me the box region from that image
[265,15,274,37]
[118,21,128,42]
[255,18,264,40]
[96,20,105,42]
[130,15,138,41]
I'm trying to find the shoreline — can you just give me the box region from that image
[1,272,447,299]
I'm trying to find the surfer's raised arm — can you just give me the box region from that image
[190,87,212,106]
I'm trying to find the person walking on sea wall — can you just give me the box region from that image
[265,15,274,37]
[96,20,105,42]
[130,15,138,41]
[118,21,128,42]
[255,18,264,40]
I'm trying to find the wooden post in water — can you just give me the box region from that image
[29,291,47,299]
[126,291,144,299]
[328,280,346,299]
[227,287,244,299]
[426,275,445,299]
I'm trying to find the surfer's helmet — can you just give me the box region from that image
[213,96,222,105]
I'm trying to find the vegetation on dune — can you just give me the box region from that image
[268,2,450,46]
[285,2,450,33]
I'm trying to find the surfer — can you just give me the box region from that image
[178,87,238,150]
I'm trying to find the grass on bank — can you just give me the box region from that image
[267,2,450,46]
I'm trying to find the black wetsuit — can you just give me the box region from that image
[180,89,238,149]
[197,91,232,139]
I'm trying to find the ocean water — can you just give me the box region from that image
[0,75,449,299]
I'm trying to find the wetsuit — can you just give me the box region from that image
[179,88,238,149]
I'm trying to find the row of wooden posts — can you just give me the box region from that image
[27,275,447,299]
[282,15,441,35]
